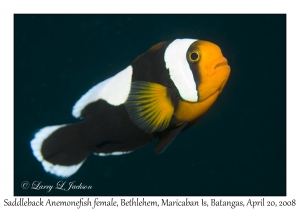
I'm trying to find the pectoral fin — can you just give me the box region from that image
[155,122,188,154]
[125,81,174,134]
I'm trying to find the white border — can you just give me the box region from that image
[1,1,298,210]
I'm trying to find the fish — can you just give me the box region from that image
[30,38,230,178]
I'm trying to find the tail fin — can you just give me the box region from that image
[30,123,92,178]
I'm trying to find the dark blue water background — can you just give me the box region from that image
[14,14,286,196]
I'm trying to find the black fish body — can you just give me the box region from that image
[30,39,230,177]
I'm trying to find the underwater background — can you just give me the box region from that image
[14,14,286,196]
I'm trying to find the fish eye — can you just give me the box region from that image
[188,51,201,63]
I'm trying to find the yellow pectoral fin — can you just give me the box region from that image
[125,81,174,133]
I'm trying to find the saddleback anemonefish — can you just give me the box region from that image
[30,38,230,177]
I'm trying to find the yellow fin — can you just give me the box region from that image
[125,81,174,134]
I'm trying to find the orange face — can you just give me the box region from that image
[175,40,230,123]
[194,40,230,102]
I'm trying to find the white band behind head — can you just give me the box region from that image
[164,39,198,102]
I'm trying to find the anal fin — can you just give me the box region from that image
[155,122,188,154]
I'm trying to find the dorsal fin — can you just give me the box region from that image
[125,81,174,134]
[72,65,133,118]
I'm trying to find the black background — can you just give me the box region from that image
[14,14,286,196]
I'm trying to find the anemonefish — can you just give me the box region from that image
[30,38,230,178]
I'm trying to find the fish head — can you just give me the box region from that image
[187,40,231,102]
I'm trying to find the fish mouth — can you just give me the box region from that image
[214,58,228,69]
[208,57,230,76]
